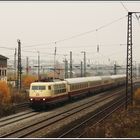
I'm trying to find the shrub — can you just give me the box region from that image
[22,75,37,88]
[0,81,11,104]
[0,104,15,117]
[134,88,140,105]
[11,92,28,104]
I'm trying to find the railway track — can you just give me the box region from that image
[13,102,30,113]
[0,111,40,127]
[0,87,126,138]
[0,102,31,120]
[57,95,130,138]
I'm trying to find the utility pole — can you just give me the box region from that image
[97,45,99,53]
[37,51,40,81]
[14,48,17,80]
[138,63,140,78]
[81,51,86,77]
[53,43,56,81]
[81,61,83,77]
[114,61,117,75]
[17,39,22,90]
[64,55,68,79]
[26,57,29,75]
[125,12,140,109]
[126,12,133,109]
[70,51,73,78]
[42,67,45,75]
[64,58,68,79]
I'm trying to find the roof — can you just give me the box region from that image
[85,76,102,81]
[31,81,67,86]
[0,55,8,60]
[65,77,89,84]
[111,74,126,79]
[65,76,102,84]
[101,76,112,80]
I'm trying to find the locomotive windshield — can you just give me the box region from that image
[32,86,46,90]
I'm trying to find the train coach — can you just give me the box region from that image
[29,74,126,108]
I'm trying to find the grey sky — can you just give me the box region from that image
[0,1,140,66]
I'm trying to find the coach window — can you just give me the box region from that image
[48,85,51,90]
[1,70,3,76]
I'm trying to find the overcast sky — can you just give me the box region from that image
[0,1,140,66]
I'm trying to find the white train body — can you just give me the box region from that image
[29,75,126,107]
[30,81,68,104]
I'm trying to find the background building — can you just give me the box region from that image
[0,55,8,82]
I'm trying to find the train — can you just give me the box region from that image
[29,74,126,109]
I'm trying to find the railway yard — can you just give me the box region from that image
[0,83,139,138]
[0,2,140,138]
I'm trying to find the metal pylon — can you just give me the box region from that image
[126,12,133,109]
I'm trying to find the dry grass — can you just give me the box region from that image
[84,106,140,138]
[83,88,140,138]
[133,88,140,105]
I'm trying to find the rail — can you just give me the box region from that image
[58,95,130,138]
[1,87,125,138]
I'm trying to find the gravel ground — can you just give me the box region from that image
[25,94,120,138]
[0,89,122,138]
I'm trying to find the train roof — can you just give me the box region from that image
[101,76,112,80]
[30,74,126,86]
[30,81,67,86]
[65,77,88,84]
[110,74,126,79]
[84,76,102,81]
[65,76,101,84]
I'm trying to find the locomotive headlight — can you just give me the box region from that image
[30,98,33,101]
[43,98,45,101]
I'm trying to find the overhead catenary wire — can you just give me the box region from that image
[0,46,15,50]
[22,50,64,56]
[21,43,128,59]
[0,14,128,66]
[22,15,127,48]
[0,43,126,57]
[0,13,129,69]
[23,43,127,50]
[120,2,129,12]
[120,2,140,26]
[22,42,127,60]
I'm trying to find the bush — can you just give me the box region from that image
[22,75,37,88]
[0,104,15,117]
[0,81,11,104]
[10,92,28,104]
[134,88,140,105]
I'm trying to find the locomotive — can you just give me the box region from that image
[29,75,126,108]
